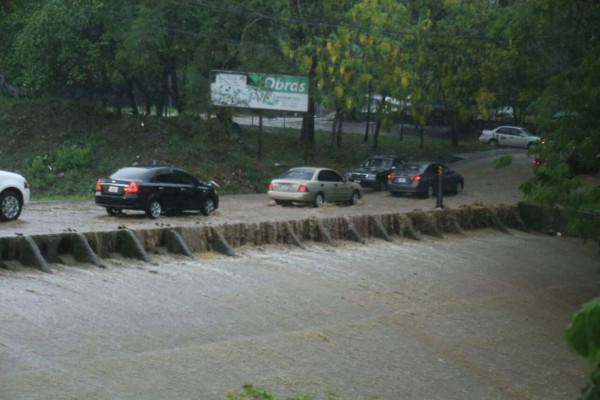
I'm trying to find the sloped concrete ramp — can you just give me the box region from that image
[1,205,525,273]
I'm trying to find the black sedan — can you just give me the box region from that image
[387,161,464,198]
[95,166,219,219]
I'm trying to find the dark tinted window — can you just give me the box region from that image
[318,169,343,182]
[153,170,176,183]
[392,158,405,167]
[110,167,154,181]
[425,165,438,174]
[173,170,198,185]
[509,128,522,136]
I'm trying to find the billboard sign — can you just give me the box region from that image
[210,70,309,112]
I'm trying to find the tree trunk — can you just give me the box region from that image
[336,115,343,148]
[330,111,338,149]
[364,80,372,142]
[258,111,263,160]
[299,57,317,144]
[127,79,139,116]
[399,108,406,141]
[373,96,387,150]
[158,63,170,117]
[419,124,424,149]
[374,118,381,150]
[169,62,182,114]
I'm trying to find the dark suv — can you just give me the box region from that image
[346,155,405,191]
[95,165,219,219]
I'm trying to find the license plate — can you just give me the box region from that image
[396,178,407,183]
[108,186,119,193]
[278,184,290,191]
[355,179,361,184]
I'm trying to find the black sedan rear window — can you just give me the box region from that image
[110,167,153,181]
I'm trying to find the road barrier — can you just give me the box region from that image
[0,204,528,273]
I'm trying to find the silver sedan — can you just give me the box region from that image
[268,167,363,207]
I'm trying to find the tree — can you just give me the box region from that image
[277,0,351,146]
[313,28,362,150]
[412,0,496,146]
[13,0,115,98]
[514,1,600,398]
[346,0,411,151]
[486,1,553,124]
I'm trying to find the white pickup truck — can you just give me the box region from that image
[479,126,540,149]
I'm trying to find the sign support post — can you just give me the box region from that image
[436,164,444,208]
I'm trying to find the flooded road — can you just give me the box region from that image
[1,230,598,399]
[1,150,531,237]
[2,149,599,399]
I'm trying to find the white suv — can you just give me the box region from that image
[0,170,30,221]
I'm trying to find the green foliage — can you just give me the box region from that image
[577,366,600,400]
[568,297,600,368]
[0,99,486,199]
[226,384,317,400]
[493,154,513,169]
[24,144,96,198]
[568,298,600,400]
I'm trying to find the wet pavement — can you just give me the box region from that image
[2,149,598,399]
[1,231,598,399]
[1,150,531,238]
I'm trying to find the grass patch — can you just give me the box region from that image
[494,154,513,168]
[0,99,487,199]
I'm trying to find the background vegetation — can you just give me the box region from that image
[1,0,599,398]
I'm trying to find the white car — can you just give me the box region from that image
[479,126,540,149]
[0,170,30,221]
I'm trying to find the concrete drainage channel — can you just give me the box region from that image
[0,204,529,273]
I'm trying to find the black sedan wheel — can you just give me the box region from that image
[145,199,162,219]
[105,207,122,216]
[455,181,464,194]
[424,185,434,198]
[0,190,22,221]
[375,180,387,191]
[201,198,216,216]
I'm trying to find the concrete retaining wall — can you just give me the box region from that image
[0,205,526,273]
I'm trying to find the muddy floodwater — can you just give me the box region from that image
[1,150,600,399]
[1,230,599,399]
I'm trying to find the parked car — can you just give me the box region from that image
[387,161,464,198]
[268,167,363,207]
[95,165,219,219]
[479,126,540,149]
[0,170,30,221]
[345,155,405,191]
